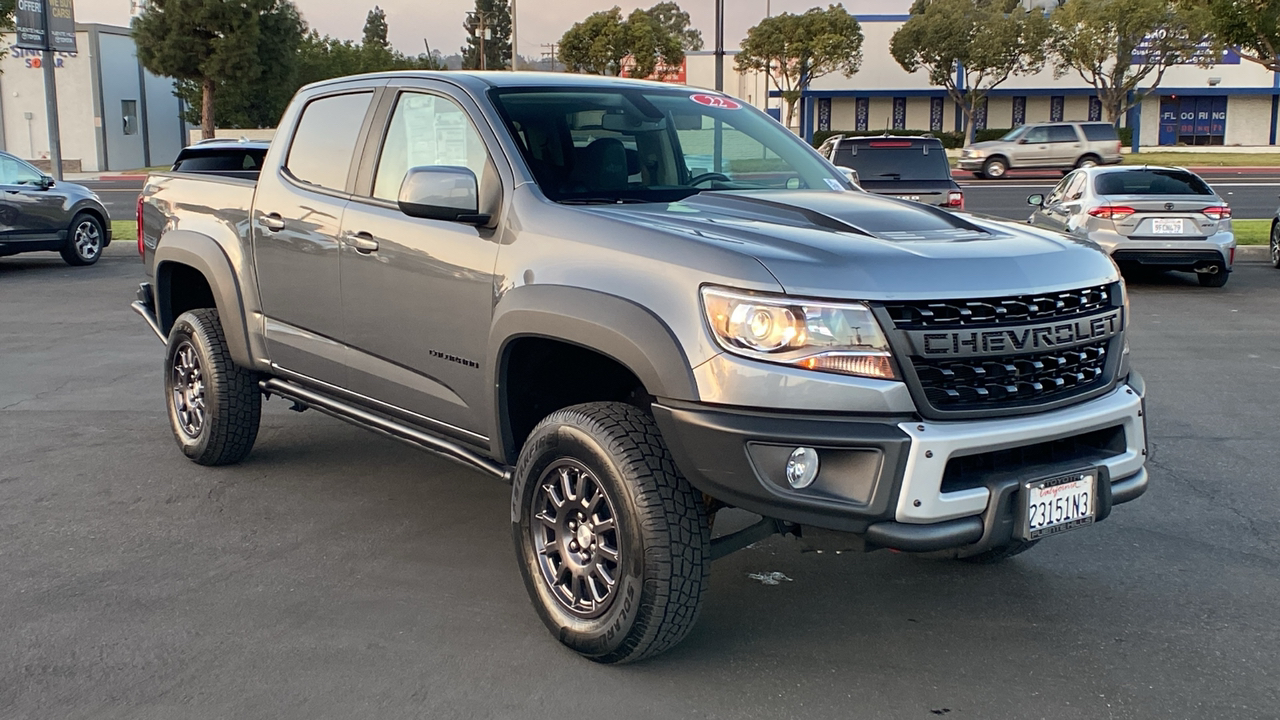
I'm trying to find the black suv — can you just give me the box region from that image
[818,134,963,209]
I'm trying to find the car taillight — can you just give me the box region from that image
[946,191,964,208]
[1202,206,1231,220]
[1088,205,1136,220]
[136,194,145,256]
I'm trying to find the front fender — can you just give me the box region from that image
[154,230,254,368]
[488,285,698,456]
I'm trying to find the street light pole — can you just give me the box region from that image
[510,0,517,70]
[714,0,724,92]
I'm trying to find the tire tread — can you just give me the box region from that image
[170,308,260,465]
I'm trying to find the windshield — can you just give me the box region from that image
[835,143,951,182]
[1000,126,1027,141]
[490,87,851,203]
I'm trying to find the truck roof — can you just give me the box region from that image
[303,70,711,94]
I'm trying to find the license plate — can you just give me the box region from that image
[1021,470,1096,540]
[1152,218,1185,234]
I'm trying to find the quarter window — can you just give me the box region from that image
[372,92,491,202]
[285,92,373,193]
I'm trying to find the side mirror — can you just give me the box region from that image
[836,166,860,187]
[397,166,490,225]
[1027,194,1045,207]
[39,174,54,189]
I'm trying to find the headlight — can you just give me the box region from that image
[967,149,984,159]
[701,287,897,380]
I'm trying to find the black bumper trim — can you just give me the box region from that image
[864,517,984,552]
[1111,468,1148,505]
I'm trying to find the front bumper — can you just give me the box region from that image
[653,374,1148,554]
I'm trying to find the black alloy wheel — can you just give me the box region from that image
[530,458,623,618]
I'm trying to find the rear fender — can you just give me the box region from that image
[154,230,254,367]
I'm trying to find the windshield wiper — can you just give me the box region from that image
[558,197,652,205]
[877,172,902,179]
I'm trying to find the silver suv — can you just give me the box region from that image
[959,122,1124,179]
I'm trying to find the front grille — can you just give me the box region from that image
[884,285,1112,330]
[912,342,1109,410]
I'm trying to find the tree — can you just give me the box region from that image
[736,5,864,131]
[891,0,1050,143]
[646,2,703,52]
[362,5,389,51]
[296,28,443,90]
[133,0,304,139]
[1195,0,1280,72]
[461,0,512,70]
[1048,0,1212,124]
[559,8,629,75]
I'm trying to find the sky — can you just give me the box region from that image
[80,0,908,60]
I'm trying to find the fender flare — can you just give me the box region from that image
[153,230,254,367]
[488,285,698,457]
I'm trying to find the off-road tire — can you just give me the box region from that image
[982,157,1008,179]
[512,402,710,664]
[164,308,261,465]
[957,539,1039,564]
[60,212,104,266]
[1197,267,1230,288]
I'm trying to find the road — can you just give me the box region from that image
[82,173,1280,225]
[2,243,1278,719]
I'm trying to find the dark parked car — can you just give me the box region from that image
[1270,202,1279,269]
[171,139,270,181]
[818,134,964,208]
[0,151,112,265]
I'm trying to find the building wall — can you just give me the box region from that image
[0,38,97,170]
[143,59,186,166]
[1224,96,1275,146]
[97,31,148,170]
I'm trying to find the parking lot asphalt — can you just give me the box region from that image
[2,244,1278,720]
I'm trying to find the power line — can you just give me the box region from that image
[541,42,559,72]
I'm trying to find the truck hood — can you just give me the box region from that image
[584,190,1117,300]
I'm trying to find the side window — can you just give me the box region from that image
[372,92,491,202]
[1024,126,1050,144]
[1064,172,1087,201]
[1048,126,1080,143]
[285,92,373,193]
[0,156,43,185]
[1046,173,1073,205]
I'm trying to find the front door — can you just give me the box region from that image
[1010,125,1053,167]
[252,89,376,385]
[338,85,503,441]
[0,155,67,240]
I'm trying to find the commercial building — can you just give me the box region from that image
[0,24,188,172]
[684,14,1280,150]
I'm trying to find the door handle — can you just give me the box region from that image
[261,213,285,232]
[345,231,379,253]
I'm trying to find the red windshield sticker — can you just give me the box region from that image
[690,93,741,110]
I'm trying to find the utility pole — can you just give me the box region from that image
[541,43,559,72]
[41,45,62,181]
[510,0,517,70]
[714,0,724,92]
[467,10,496,70]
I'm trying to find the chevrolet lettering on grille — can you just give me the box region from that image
[906,310,1122,358]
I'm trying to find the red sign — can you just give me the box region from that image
[690,93,741,110]
[619,56,687,84]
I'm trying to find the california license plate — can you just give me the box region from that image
[1152,218,1185,234]
[1020,470,1096,540]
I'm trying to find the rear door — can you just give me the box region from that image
[336,81,506,440]
[1045,125,1084,165]
[252,86,379,385]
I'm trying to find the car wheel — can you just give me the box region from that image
[164,308,262,465]
[1270,222,1279,269]
[512,402,710,664]
[981,157,1008,179]
[956,540,1039,564]
[60,212,104,266]
[1197,267,1230,287]
[1075,154,1101,169]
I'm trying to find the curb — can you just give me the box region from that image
[101,174,149,181]
[1236,245,1273,262]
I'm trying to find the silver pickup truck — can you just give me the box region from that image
[133,71,1148,664]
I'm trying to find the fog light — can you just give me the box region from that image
[786,447,820,489]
